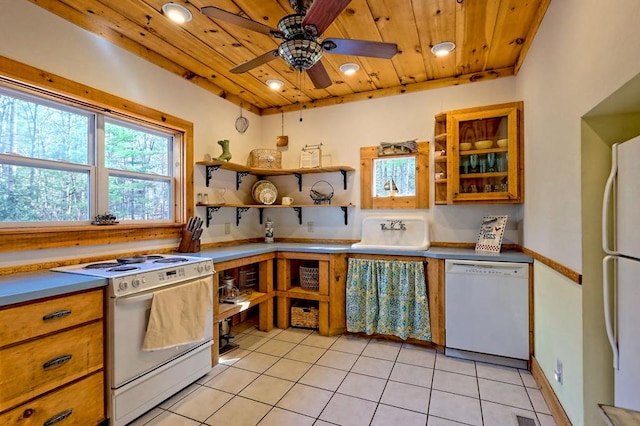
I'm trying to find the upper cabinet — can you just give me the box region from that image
[434,102,523,204]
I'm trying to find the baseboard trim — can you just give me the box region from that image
[531,356,573,426]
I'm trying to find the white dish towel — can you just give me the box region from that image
[143,277,212,351]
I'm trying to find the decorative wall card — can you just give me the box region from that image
[475,215,508,253]
[300,143,323,168]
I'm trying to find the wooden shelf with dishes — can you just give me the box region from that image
[195,159,355,191]
[196,160,356,227]
[433,102,524,204]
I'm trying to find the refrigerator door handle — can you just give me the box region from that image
[602,143,619,255]
[603,255,619,369]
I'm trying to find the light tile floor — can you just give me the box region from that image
[128,323,557,426]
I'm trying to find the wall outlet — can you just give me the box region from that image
[307,221,314,232]
[553,358,563,385]
[224,222,231,235]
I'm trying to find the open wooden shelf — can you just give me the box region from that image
[214,291,273,323]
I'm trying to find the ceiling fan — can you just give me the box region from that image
[201,0,398,89]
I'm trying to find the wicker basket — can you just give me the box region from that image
[247,149,282,168]
[299,266,320,291]
[291,302,319,329]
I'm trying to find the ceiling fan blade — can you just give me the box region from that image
[323,38,398,59]
[306,61,332,89]
[201,6,282,37]
[302,0,351,36]
[230,50,280,73]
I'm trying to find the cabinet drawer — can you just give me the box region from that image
[0,321,103,411]
[0,290,103,347]
[0,372,104,426]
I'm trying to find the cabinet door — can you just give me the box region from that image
[448,105,522,203]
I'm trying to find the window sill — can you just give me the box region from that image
[0,223,184,253]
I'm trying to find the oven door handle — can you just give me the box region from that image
[116,292,155,304]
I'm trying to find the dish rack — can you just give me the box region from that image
[310,180,334,205]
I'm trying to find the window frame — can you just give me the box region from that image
[0,56,192,254]
[360,141,430,209]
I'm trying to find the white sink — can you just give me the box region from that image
[352,214,430,251]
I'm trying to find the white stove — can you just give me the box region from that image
[52,253,214,425]
[52,254,213,297]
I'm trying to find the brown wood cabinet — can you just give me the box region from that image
[434,102,524,204]
[276,252,347,336]
[0,289,105,425]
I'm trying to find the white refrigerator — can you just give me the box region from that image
[602,136,640,410]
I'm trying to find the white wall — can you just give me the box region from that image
[516,0,640,424]
[259,81,524,244]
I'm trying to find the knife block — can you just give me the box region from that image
[177,229,201,253]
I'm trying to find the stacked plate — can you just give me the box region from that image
[252,180,278,205]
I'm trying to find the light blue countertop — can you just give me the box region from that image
[0,271,106,307]
[1,243,532,307]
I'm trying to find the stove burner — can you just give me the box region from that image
[84,262,122,269]
[108,265,140,272]
[145,255,165,260]
[153,257,189,264]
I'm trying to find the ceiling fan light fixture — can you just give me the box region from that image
[162,3,192,24]
[431,41,456,57]
[278,39,323,71]
[266,79,285,90]
[339,63,360,75]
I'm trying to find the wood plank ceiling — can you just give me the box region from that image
[27,0,551,115]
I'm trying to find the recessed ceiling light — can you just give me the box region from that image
[431,41,456,57]
[266,79,284,90]
[339,63,360,75]
[162,3,193,24]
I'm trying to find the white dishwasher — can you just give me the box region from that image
[445,259,529,368]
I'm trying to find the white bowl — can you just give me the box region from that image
[497,138,508,148]
[474,140,493,150]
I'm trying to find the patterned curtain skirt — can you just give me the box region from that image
[346,258,431,341]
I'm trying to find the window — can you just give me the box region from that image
[0,86,179,226]
[360,141,429,209]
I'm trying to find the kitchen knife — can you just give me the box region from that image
[186,217,194,231]
[195,217,203,230]
[192,228,203,240]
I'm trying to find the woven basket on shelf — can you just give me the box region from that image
[299,266,320,290]
[291,302,319,329]
[247,149,282,168]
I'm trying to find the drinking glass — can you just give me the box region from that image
[479,158,487,173]
[461,157,469,174]
[487,152,496,172]
[469,154,479,173]
[484,184,492,193]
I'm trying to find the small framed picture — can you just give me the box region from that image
[300,144,322,168]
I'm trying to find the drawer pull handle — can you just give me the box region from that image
[42,355,72,370]
[43,409,73,426]
[42,309,72,321]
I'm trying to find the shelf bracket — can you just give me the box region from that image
[292,207,302,224]
[340,169,348,190]
[341,206,348,226]
[293,173,302,191]
[205,206,221,227]
[259,207,264,224]
[205,165,221,187]
[236,207,250,226]
[236,171,250,190]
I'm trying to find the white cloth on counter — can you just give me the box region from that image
[142,277,212,351]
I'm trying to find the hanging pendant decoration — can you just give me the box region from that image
[276,111,289,147]
[235,104,249,134]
